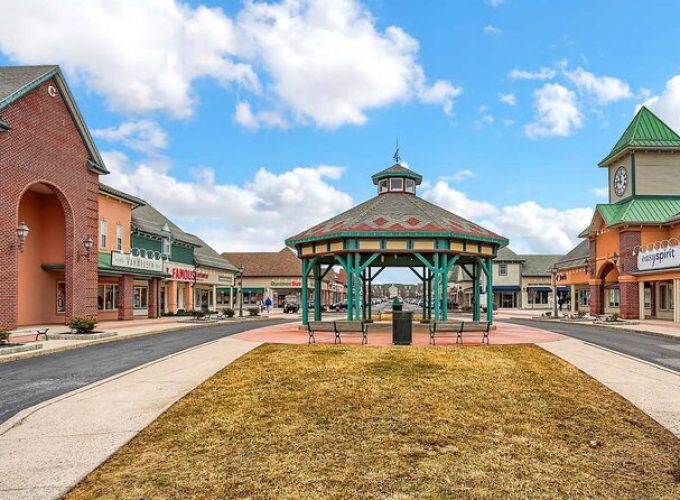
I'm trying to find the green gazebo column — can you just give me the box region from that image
[486,258,494,324]
[313,262,322,321]
[354,252,361,320]
[441,254,448,321]
[345,253,353,321]
[300,257,316,326]
[472,261,481,322]
[421,266,426,320]
[433,253,440,322]
[367,268,373,320]
[427,269,432,320]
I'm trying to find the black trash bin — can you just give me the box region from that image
[392,311,413,345]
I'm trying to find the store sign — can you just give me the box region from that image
[218,274,235,285]
[637,244,680,271]
[271,280,302,287]
[111,250,163,272]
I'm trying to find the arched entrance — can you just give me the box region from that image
[596,261,619,315]
[17,182,70,325]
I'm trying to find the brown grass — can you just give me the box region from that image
[68,344,680,499]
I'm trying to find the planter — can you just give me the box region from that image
[48,331,117,340]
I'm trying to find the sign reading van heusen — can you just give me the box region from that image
[637,245,680,271]
[111,251,164,272]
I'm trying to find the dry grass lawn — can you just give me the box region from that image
[68,344,679,499]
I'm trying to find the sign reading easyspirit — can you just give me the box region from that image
[111,251,164,272]
[637,244,680,271]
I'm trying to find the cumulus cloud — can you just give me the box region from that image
[499,92,516,106]
[102,150,353,251]
[93,120,168,154]
[0,0,461,127]
[643,75,680,132]
[591,187,608,199]
[438,169,474,182]
[422,182,592,254]
[564,67,632,104]
[524,83,582,139]
[508,67,556,81]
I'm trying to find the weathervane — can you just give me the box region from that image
[393,140,401,164]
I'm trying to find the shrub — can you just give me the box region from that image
[69,316,97,334]
[176,309,186,316]
[162,311,175,317]
[577,310,586,317]
[545,312,552,318]
[247,307,260,317]
[611,312,620,322]
[223,308,235,318]
[0,330,10,343]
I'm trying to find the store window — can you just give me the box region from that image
[100,220,107,249]
[98,284,118,311]
[644,287,652,308]
[528,289,549,305]
[133,286,148,309]
[498,263,508,276]
[216,289,231,305]
[116,224,123,251]
[578,289,590,307]
[659,282,674,311]
[56,282,66,313]
[608,288,620,308]
[389,178,403,191]
[162,237,172,257]
[405,179,415,193]
[379,179,388,193]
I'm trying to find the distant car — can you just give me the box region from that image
[283,302,300,313]
[330,300,348,311]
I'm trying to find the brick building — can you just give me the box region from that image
[0,65,106,329]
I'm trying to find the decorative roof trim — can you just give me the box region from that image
[131,228,200,249]
[286,230,508,246]
[99,183,145,207]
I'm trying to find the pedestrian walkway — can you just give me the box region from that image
[232,320,565,345]
[540,338,680,438]
[0,336,261,500]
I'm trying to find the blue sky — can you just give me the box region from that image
[2,0,680,270]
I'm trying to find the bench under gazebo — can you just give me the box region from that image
[285,160,508,327]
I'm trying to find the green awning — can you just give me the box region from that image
[241,287,265,293]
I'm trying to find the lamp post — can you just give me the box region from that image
[238,266,245,318]
[550,266,559,318]
[16,221,29,252]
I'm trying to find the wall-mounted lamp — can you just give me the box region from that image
[17,221,29,252]
[83,236,94,259]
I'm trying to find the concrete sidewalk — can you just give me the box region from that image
[0,337,261,500]
[540,338,680,438]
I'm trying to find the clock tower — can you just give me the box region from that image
[599,106,680,203]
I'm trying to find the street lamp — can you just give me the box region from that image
[83,236,94,257]
[16,221,29,252]
[550,266,559,318]
[238,266,245,318]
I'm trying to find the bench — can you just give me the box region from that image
[307,321,336,344]
[429,321,490,345]
[35,328,49,341]
[334,321,368,345]
[306,321,368,345]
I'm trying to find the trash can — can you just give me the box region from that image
[392,311,413,345]
[392,297,403,312]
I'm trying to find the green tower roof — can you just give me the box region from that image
[599,106,680,165]
[371,163,423,185]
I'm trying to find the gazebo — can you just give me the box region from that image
[285,160,508,325]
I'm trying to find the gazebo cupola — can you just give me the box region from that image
[371,163,423,195]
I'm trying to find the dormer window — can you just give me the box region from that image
[379,179,388,193]
[405,178,415,193]
[389,178,403,191]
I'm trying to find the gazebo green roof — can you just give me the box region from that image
[371,163,423,185]
[599,106,680,166]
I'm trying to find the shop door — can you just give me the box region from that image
[277,294,286,307]
[160,288,166,314]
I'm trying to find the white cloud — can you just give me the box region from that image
[483,25,502,36]
[564,67,632,104]
[422,182,592,254]
[234,101,288,129]
[508,67,556,81]
[0,0,258,118]
[102,150,353,251]
[499,92,516,106]
[591,187,608,198]
[524,83,582,139]
[93,120,168,154]
[438,169,474,182]
[643,75,680,132]
[0,0,459,127]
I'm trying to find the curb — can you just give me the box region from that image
[516,317,680,342]
[0,319,268,365]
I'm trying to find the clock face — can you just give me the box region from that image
[613,166,628,196]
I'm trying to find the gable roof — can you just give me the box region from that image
[518,254,562,277]
[599,106,680,166]
[100,183,145,207]
[371,163,423,185]
[131,203,199,248]
[0,65,108,174]
[595,197,680,226]
[221,248,303,278]
[494,246,524,262]
[555,240,589,270]
[184,234,238,272]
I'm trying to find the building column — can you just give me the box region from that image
[117,274,134,321]
[638,281,646,320]
[674,279,680,324]
[229,287,234,308]
[570,285,576,313]
[184,283,193,311]
[212,285,217,312]
[619,275,639,320]
[148,278,159,318]
[589,279,604,316]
